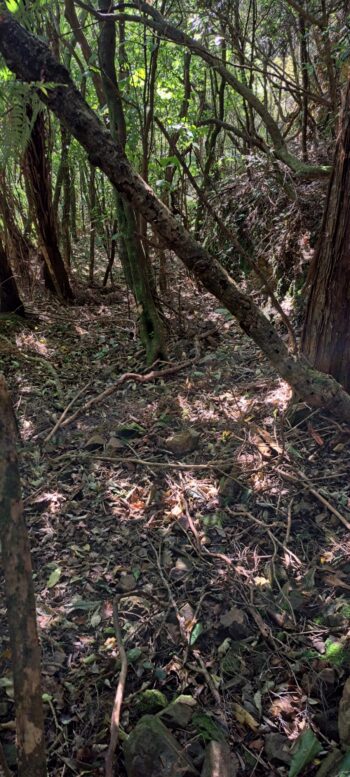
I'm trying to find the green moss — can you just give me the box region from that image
[340,604,350,619]
[135,689,168,714]
[323,638,349,666]
[192,712,226,743]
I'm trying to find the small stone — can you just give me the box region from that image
[159,695,197,729]
[118,574,136,592]
[84,433,105,451]
[264,733,292,764]
[220,607,251,639]
[106,436,125,451]
[124,715,197,777]
[166,430,200,456]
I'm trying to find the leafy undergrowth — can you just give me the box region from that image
[1,268,350,777]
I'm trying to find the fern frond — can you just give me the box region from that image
[0,78,40,166]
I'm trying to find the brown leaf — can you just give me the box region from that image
[220,607,245,628]
[307,424,324,446]
[324,574,350,591]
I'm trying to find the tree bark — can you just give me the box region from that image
[0,171,32,294]
[0,241,25,316]
[24,110,74,301]
[302,77,350,391]
[98,0,166,362]
[0,375,46,777]
[1,12,350,419]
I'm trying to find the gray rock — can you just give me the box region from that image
[124,715,197,777]
[158,695,197,728]
[166,430,200,456]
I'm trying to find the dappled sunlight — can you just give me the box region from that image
[264,379,292,411]
[0,0,347,771]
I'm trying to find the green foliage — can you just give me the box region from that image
[288,730,322,777]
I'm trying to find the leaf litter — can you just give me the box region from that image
[1,271,350,776]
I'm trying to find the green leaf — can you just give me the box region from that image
[0,677,13,688]
[190,622,203,645]
[288,729,322,777]
[46,566,62,588]
[82,654,97,665]
[5,0,19,11]
[116,422,146,439]
[127,647,142,663]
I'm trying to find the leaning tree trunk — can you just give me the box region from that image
[24,110,74,301]
[0,376,46,777]
[302,77,350,391]
[0,241,25,316]
[3,13,350,420]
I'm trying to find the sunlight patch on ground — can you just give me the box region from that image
[264,379,292,410]
[15,331,52,357]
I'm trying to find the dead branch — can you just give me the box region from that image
[58,357,198,429]
[277,468,350,531]
[43,381,91,443]
[105,596,128,777]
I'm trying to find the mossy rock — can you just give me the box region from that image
[124,715,197,777]
[135,689,168,715]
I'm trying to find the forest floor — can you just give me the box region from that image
[1,261,350,777]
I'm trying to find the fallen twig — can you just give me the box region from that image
[105,595,128,777]
[44,381,91,443]
[60,357,198,428]
[228,508,302,565]
[91,454,241,471]
[151,541,188,641]
[277,467,350,531]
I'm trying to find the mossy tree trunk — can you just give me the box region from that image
[98,0,166,363]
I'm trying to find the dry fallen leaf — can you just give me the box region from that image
[324,574,350,591]
[232,702,259,731]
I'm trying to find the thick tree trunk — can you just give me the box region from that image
[0,241,25,316]
[0,376,46,777]
[302,78,350,391]
[24,110,74,301]
[1,13,350,419]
